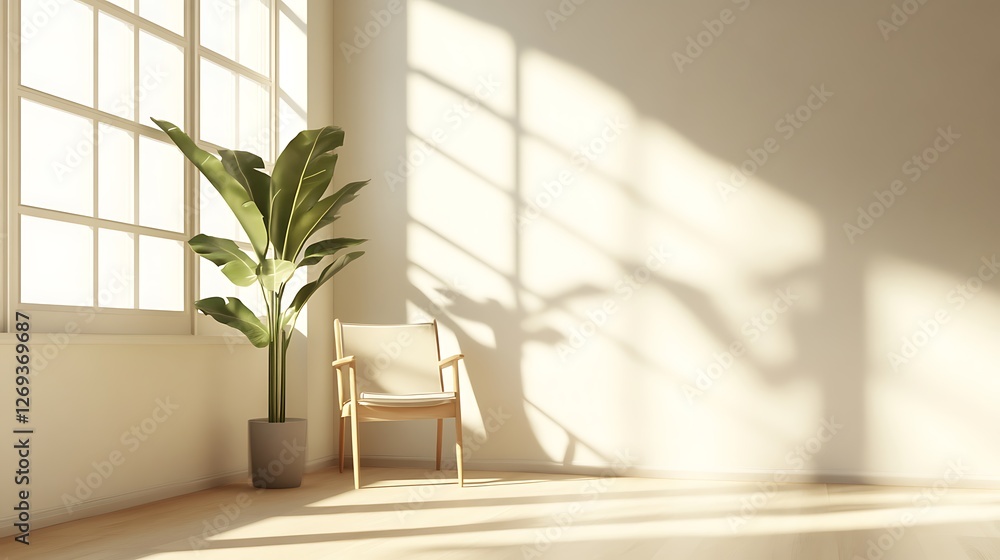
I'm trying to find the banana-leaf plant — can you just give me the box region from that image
[153,119,367,423]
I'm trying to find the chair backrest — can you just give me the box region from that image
[336,321,443,395]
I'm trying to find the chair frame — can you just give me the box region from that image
[332,319,465,489]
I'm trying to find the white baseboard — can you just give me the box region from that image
[358,455,1000,490]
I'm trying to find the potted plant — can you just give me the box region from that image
[153,118,367,488]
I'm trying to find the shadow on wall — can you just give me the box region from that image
[332,0,1000,480]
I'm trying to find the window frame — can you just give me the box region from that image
[4,0,283,335]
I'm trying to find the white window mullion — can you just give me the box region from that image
[199,48,270,86]
[189,0,199,332]
[92,3,99,113]
[132,7,141,312]
[91,114,100,309]
[17,88,163,141]
[132,8,140,124]
[234,70,241,153]
[91,4,101,313]
[271,0,278,158]
[132,5,141,312]
[234,0,240,85]
[91,221,100,313]
[18,206,186,242]
[131,221,140,311]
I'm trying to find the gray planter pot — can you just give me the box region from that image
[248,418,307,489]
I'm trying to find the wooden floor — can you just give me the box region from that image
[4,467,1000,559]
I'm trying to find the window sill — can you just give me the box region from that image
[0,333,256,346]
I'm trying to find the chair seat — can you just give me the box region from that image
[359,391,456,407]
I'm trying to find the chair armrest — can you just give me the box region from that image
[438,354,464,394]
[331,355,357,408]
[332,355,356,369]
[439,354,464,368]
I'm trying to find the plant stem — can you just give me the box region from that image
[260,283,273,422]
[279,331,287,422]
[278,284,287,423]
[269,289,280,422]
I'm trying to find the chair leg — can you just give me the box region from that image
[454,416,464,487]
[350,411,362,490]
[435,419,443,471]
[338,417,346,473]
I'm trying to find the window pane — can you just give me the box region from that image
[278,8,306,110]
[20,100,94,217]
[139,236,184,311]
[199,256,228,299]
[98,124,135,223]
[237,273,264,316]
[21,216,94,306]
[138,31,184,126]
[98,12,135,119]
[282,0,306,20]
[278,97,305,154]
[199,174,234,239]
[200,58,236,148]
[98,229,135,309]
[138,0,183,35]
[201,0,236,60]
[239,0,270,75]
[20,0,94,106]
[138,135,184,231]
[238,76,268,156]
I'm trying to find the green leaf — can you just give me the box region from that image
[269,127,345,260]
[282,251,364,330]
[220,149,271,223]
[195,297,270,348]
[281,194,339,262]
[315,180,369,230]
[188,234,258,287]
[151,119,267,259]
[297,238,366,268]
[278,181,369,264]
[257,259,296,292]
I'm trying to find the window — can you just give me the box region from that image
[7,0,308,334]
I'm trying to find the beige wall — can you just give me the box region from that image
[1,339,269,530]
[332,0,1000,485]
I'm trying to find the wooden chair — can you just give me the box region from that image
[332,319,465,489]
